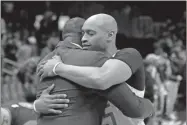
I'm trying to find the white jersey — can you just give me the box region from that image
[102,84,145,125]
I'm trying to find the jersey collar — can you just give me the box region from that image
[112,50,120,57]
[56,41,82,49]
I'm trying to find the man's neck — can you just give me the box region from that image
[105,45,118,57]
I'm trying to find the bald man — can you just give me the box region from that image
[36,15,154,125]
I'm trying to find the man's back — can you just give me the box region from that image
[37,45,109,125]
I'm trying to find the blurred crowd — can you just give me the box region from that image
[143,12,186,125]
[1,2,186,125]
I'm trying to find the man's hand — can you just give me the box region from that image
[34,84,70,114]
[37,55,62,81]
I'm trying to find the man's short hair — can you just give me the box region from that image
[63,17,85,39]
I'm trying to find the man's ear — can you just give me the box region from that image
[108,31,114,37]
[107,31,115,42]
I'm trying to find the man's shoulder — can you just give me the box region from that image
[117,48,141,56]
[62,49,108,66]
[114,48,143,74]
[114,48,143,62]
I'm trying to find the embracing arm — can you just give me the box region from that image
[95,83,155,119]
[55,48,142,90]
[56,59,132,90]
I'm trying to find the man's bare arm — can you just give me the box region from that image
[94,83,155,119]
[55,48,142,90]
[56,59,132,90]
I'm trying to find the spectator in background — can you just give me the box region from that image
[1,57,39,125]
[176,11,186,44]
[4,36,18,61]
[28,35,38,57]
[170,46,186,75]
[16,37,33,65]
[1,18,7,48]
[144,54,168,118]
[19,9,29,29]
[40,36,59,59]
[144,61,156,103]
[144,68,156,125]
[170,45,186,108]
[1,18,7,35]
[171,33,183,48]
[35,9,57,53]
[13,30,22,49]
[17,57,40,98]
[2,2,19,31]
[154,31,173,57]
[178,64,186,107]
[39,10,57,35]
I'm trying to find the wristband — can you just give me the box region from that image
[53,62,62,75]
[33,100,39,113]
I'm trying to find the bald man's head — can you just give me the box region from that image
[84,13,118,34]
[81,14,118,52]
